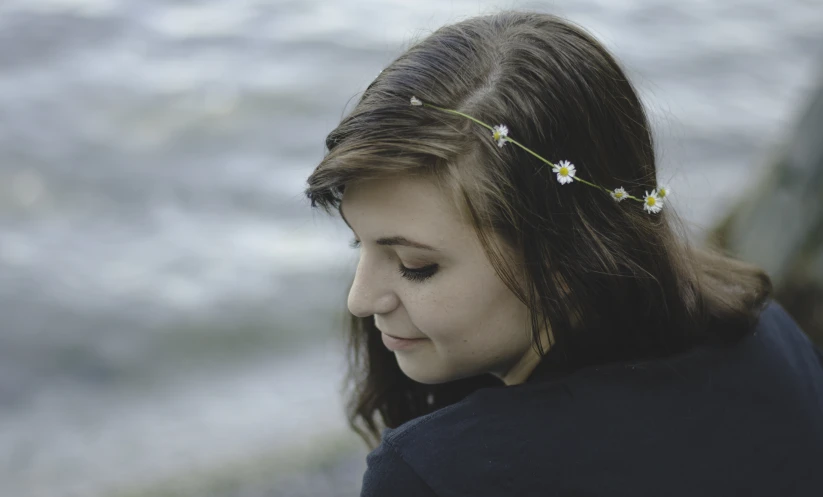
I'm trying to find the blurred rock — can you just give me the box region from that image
[711,62,823,345]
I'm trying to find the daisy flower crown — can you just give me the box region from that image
[409,96,669,214]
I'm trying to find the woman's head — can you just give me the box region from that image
[341,174,552,387]
[305,10,771,449]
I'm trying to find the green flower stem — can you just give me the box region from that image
[423,103,495,131]
[420,102,648,205]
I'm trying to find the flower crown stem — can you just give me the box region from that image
[422,103,494,132]
[411,97,662,212]
[421,102,643,200]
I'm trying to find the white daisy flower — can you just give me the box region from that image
[643,190,664,214]
[492,124,509,147]
[611,187,628,202]
[657,184,670,199]
[552,160,576,185]
[410,96,422,106]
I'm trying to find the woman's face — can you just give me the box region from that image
[340,175,548,385]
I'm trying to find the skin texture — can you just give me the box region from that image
[340,175,552,386]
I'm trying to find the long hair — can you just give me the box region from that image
[304,10,772,450]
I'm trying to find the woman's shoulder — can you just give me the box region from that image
[743,298,823,390]
[363,393,511,496]
[710,298,823,382]
[755,299,819,355]
[365,299,823,496]
[381,298,823,449]
[378,386,491,447]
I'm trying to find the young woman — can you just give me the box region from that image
[304,10,823,496]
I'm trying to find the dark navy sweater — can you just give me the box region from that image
[360,300,823,496]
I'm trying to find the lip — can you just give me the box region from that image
[381,332,427,351]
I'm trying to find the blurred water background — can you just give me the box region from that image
[0,0,822,496]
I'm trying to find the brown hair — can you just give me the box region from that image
[304,10,772,450]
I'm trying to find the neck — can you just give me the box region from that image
[500,326,554,386]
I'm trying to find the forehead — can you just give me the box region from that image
[339,175,468,235]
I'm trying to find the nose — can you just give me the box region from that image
[347,255,400,318]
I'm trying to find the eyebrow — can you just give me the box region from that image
[338,204,440,252]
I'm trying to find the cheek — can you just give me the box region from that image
[396,292,531,383]
[409,306,463,344]
[405,257,527,333]
[410,281,528,350]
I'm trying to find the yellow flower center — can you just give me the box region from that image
[615,192,623,198]
[493,131,501,140]
[560,167,569,176]
[646,196,656,206]
[659,189,667,197]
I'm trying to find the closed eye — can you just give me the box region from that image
[348,238,438,283]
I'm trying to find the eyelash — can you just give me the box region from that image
[348,238,439,283]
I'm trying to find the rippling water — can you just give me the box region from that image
[0,0,821,495]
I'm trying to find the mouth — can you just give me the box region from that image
[375,324,424,341]
[381,332,427,351]
[383,331,423,340]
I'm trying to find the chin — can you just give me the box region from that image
[397,360,478,385]
[405,373,452,385]
[396,361,450,385]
